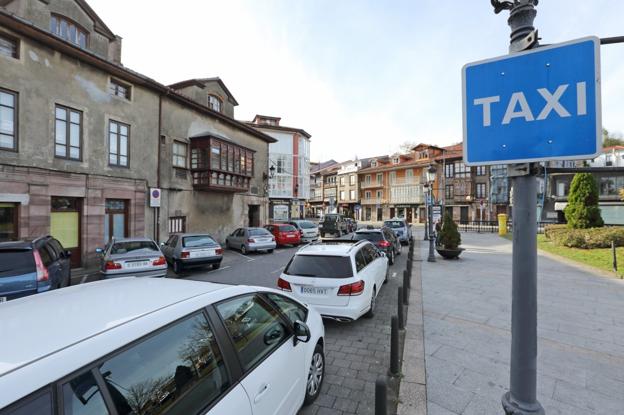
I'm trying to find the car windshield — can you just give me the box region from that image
[278,225,297,232]
[353,232,384,242]
[249,228,271,236]
[183,235,216,247]
[0,250,35,277]
[384,220,404,228]
[111,241,159,255]
[284,255,353,278]
[323,215,339,222]
[298,221,316,229]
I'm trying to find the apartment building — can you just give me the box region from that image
[308,160,337,218]
[336,160,360,218]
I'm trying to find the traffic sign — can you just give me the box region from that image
[462,37,601,165]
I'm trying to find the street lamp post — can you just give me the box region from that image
[426,165,437,262]
[423,184,429,241]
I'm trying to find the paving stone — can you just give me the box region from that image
[427,401,458,415]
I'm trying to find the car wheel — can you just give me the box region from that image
[241,245,248,255]
[212,263,221,270]
[268,249,274,253]
[303,344,325,406]
[173,260,182,274]
[365,287,377,318]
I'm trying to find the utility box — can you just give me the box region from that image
[498,214,508,236]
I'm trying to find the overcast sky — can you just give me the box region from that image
[90,0,624,162]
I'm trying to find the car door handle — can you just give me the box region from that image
[254,383,271,404]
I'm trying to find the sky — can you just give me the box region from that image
[90,0,624,162]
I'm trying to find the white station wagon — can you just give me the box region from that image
[277,240,389,322]
[0,278,325,415]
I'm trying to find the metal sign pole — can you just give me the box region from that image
[492,1,545,414]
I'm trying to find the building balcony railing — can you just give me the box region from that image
[389,177,422,185]
[361,198,388,205]
[389,194,424,204]
[309,195,324,203]
[191,169,251,192]
[360,181,384,189]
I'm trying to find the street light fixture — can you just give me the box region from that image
[426,164,437,262]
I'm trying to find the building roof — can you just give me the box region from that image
[434,143,463,161]
[603,146,624,152]
[0,10,276,144]
[246,120,312,139]
[311,160,338,173]
[168,77,239,106]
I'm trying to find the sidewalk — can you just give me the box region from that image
[419,231,624,414]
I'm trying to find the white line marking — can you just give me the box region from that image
[211,265,231,273]
[271,266,286,274]
[232,251,255,261]
[80,275,88,284]
[391,272,397,279]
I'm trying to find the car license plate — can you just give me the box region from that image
[301,286,327,295]
[287,234,295,238]
[0,297,6,303]
[126,261,150,268]
[190,249,215,258]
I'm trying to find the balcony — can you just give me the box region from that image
[390,177,422,185]
[360,181,384,189]
[361,197,387,205]
[389,184,424,204]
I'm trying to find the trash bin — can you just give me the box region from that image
[498,214,508,236]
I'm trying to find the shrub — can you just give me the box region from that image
[544,224,567,240]
[438,212,461,250]
[548,226,624,249]
[564,173,604,229]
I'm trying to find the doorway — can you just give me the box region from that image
[51,197,82,268]
[460,206,469,224]
[105,199,128,243]
[376,207,383,221]
[248,205,260,227]
[406,208,413,223]
[390,208,395,218]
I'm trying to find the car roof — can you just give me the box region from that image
[356,229,382,234]
[0,241,33,250]
[111,237,157,243]
[296,241,365,256]
[0,278,230,378]
[173,233,216,238]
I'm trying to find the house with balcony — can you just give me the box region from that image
[308,160,337,218]
[336,160,361,219]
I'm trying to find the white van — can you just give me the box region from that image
[0,278,325,415]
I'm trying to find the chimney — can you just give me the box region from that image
[108,35,123,64]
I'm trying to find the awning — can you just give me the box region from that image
[554,202,568,211]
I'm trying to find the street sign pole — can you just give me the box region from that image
[493,1,544,414]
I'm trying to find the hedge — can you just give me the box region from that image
[544,225,624,249]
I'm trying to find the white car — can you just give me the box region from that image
[0,278,325,415]
[277,240,389,322]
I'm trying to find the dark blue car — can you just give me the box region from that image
[0,236,71,302]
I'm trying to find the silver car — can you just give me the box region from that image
[225,227,276,254]
[160,233,223,274]
[383,218,412,245]
[96,237,167,279]
[286,220,320,243]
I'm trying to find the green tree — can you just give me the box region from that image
[602,128,624,147]
[564,173,603,229]
[438,212,461,249]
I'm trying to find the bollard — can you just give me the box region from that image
[403,279,409,306]
[612,241,618,277]
[407,259,413,273]
[398,286,405,330]
[403,269,410,290]
[390,316,400,376]
[375,376,388,415]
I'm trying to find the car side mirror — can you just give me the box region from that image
[95,248,103,254]
[293,320,311,345]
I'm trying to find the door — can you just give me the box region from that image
[460,206,469,224]
[248,205,260,227]
[104,199,128,243]
[50,197,81,268]
[376,208,383,221]
[406,208,413,224]
[390,208,395,218]
[216,294,305,415]
[229,228,243,247]
[0,203,18,242]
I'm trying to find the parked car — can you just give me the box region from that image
[0,278,325,414]
[284,220,320,243]
[278,240,389,321]
[161,233,223,274]
[318,214,349,237]
[226,227,276,254]
[96,237,167,279]
[265,223,302,246]
[0,236,71,302]
[351,227,401,265]
[383,218,412,244]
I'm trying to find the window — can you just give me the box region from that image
[389,171,396,183]
[50,15,87,48]
[284,255,353,278]
[104,199,127,242]
[445,185,454,199]
[100,312,229,414]
[445,163,454,178]
[556,181,568,197]
[62,370,109,415]
[108,120,129,167]
[454,161,469,178]
[208,95,222,112]
[376,190,383,199]
[340,176,345,186]
[2,388,53,415]
[190,137,254,191]
[266,293,308,324]
[350,175,356,185]
[340,191,345,200]
[365,175,371,184]
[393,157,400,164]
[365,191,372,199]
[476,165,486,176]
[355,249,367,272]
[55,105,81,160]
[350,190,356,200]
[406,169,414,178]
[371,160,378,167]
[0,89,17,150]
[476,183,487,198]
[376,173,383,184]
[173,141,188,168]
[109,79,131,100]
[216,295,288,371]
[600,177,618,196]
[0,33,18,59]
[168,216,186,233]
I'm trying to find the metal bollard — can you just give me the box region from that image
[375,376,388,415]
[398,286,405,329]
[612,241,619,277]
[390,316,400,376]
[403,279,409,306]
[403,269,410,289]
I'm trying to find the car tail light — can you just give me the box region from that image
[247,238,256,243]
[181,251,190,259]
[277,277,292,291]
[378,240,391,248]
[152,256,166,266]
[338,280,365,296]
[105,260,122,270]
[33,250,49,282]
[216,248,223,255]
